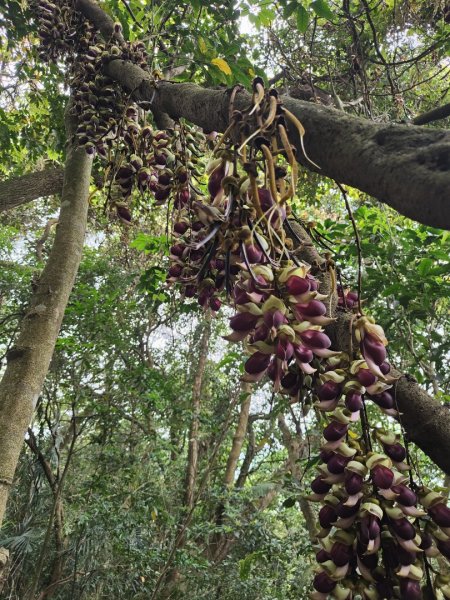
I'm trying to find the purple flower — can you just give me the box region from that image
[244,352,271,375]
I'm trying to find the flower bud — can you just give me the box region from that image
[384,442,406,462]
[244,352,271,375]
[285,275,310,295]
[319,505,337,529]
[313,571,336,594]
[371,464,394,489]
[323,420,349,442]
[311,476,332,495]
[428,503,450,528]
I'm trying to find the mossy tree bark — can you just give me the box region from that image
[0,118,93,529]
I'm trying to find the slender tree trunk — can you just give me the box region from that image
[159,319,212,599]
[184,318,211,510]
[277,415,317,541]
[0,112,92,530]
[205,383,252,562]
[223,383,252,488]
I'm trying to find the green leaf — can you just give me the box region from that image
[283,1,297,18]
[418,258,433,276]
[310,0,334,20]
[296,5,309,32]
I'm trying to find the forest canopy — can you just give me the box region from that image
[0,0,449,599]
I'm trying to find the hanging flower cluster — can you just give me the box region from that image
[166,79,450,598]
[35,0,207,222]
[309,315,450,599]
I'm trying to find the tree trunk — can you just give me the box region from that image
[223,383,252,488]
[0,115,92,529]
[158,319,212,598]
[184,318,211,510]
[205,383,252,562]
[277,415,317,541]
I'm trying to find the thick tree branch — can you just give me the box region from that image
[413,102,450,126]
[0,166,64,213]
[100,60,450,230]
[75,0,450,229]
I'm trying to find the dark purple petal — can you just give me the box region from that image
[168,264,182,278]
[370,391,394,410]
[311,476,332,495]
[313,571,336,594]
[360,515,380,543]
[295,300,327,318]
[330,542,351,567]
[345,391,363,412]
[327,453,349,474]
[229,312,259,332]
[244,352,271,375]
[384,443,406,463]
[280,372,298,390]
[300,330,331,349]
[391,484,417,507]
[170,244,185,257]
[428,503,450,528]
[356,369,377,387]
[317,381,341,401]
[372,464,394,489]
[173,221,189,235]
[245,244,263,263]
[336,500,360,518]
[320,449,334,463]
[399,579,421,600]
[390,518,416,540]
[319,505,337,529]
[323,420,349,442]
[361,334,387,366]
[437,538,450,560]
[345,472,364,495]
[380,361,391,375]
[285,275,310,295]
[294,345,314,363]
[276,339,294,361]
[251,324,270,343]
[209,297,221,311]
[397,546,415,566]
[316,549,330,563]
